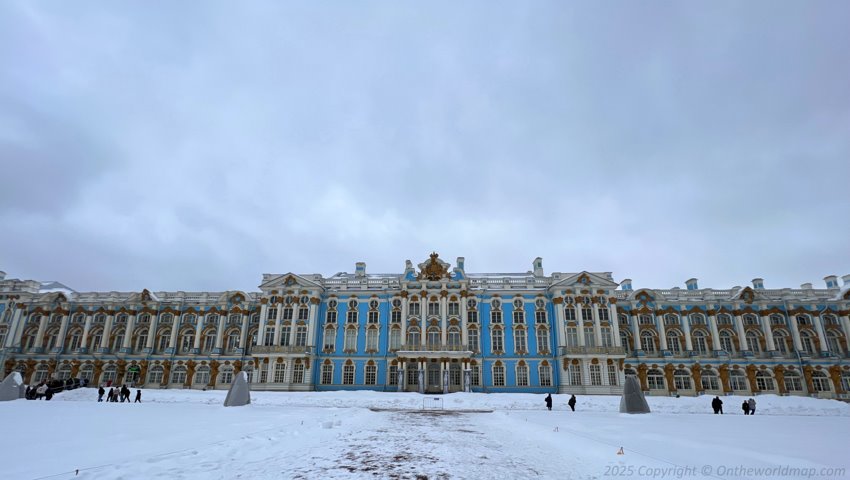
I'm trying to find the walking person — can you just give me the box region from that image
[568,394,577,412]
[97,386,105,402]
[748,398,756,415]
[35,383,48,400]
[106,387,114,403]
[742,399,750,415]
[545,393,552,411]
[711,396,721,414]
[134,389,142,403]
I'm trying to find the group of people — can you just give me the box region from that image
[24,382,53,400]
[711,396,757,415]
[97,384,142,403]
[544,393,577,411]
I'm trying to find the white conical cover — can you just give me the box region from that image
[223,371,251,407]
[619,375,651,414]
[0,372,24,402]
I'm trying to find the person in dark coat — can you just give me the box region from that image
[711,396,720,414]
[742,400,750,415]
[568,394,577,412]
[134,389,142,403]
[747,398,756,415]
[544,393,552,411]
[106,387,114,402]
[98,386,105,402]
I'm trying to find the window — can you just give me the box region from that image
[368,311,379,324]
[701,371,719,391]
[539,364,552,387]
[719,330,735,354]
[621,332,632,353]
[841,372,850,393]
[343,364,355,385]
[640,332,656,353]
[665,314,679,326]
[267,307,278,321]
[827,332,843,355]
[409,301,420,317]
[773,332,789,353]
[784,371,802,392]
[79,364,94,382]
[298,307,309,321]
[536,328,550,354]
[448,301,459,316]
[282,307,293,321]
[220,368,233,385]
[770,315,785,326]
[491,328,504,353]
[491,310,502,324]
[581,307,593,322]
[263,326,274,346]
[295,326,307,347]
[667,332,681,354]
[344,328,357,352]
[101,365,116,384]
[568,364,582,385]
[584,327,596,347]
[564,307,576,321]
[427,328,440,348]
[134,332,147,352]
[390,328,401,350]
[366,328,379,352]
[493,364,505,387]
[407,366,419,386]
[513,300,525,324]
[447,328,461,348]
[326,311,338,324]
[467,311,478,324]
[171,366,187,385]
[743,314,758,325]
[324,327,336,351]
[674,369,691,390]
[566,327,578,347]
[516,364,529,386]
[535,311,547,324]
[227,331,240,352]
[391,311,401,324]
[690,314,706,325]
[800,331,815,355]
[293,363,305,383]
[471,365,480,386]
[514,328,527,353]
[468,328,479,352]
[811,371,830,392]
[601,327,613,347]
[717,314,732,326]
[729,370,747,391]
[746,332,761,353]
[195,366,211,385]
[321,363,333,384]
[389,365,398,385]
[607,365,618,386]
[365,364,377,385]
[428,301,440,316]
[647,369,664,390]
[823,315,839,326]
[347,304,358,324]
[56,365,72,380]
[273,363,286,383]
[796,315,812,326]
[639,315,653,325]
[406,328,420,347]
[203,331,216,352]
[589,364,602,386]
[755,371,774,391]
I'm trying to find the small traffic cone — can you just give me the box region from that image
[616,447,624,455]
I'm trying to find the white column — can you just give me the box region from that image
[307,301,318,348]
[610,303,622,347]
[708,310,720,351]
[681,312,693,351]
[169,313,180,351]
[841,314,850,351]
[656,313,668,351]
[80,314,93,350]
[591,304,602,346]
[577,310,586,347]
[787,307,803,351]
[34,314,49,350]
[273,304,283,345]
[239,313,249,351]
[258,304,269,346]
[630,314,640,351]
[554,301,565,348]
[401,296,409,346]
[733,308,747,352]
[146,312,158,350]
[122,314,136,350]
[54,314,70,350]
[460,296,468,345]
[760,310,775,351]
[813,311,829,353]
[193,314,204,350]
[11,308,25,348]
[101,313,115,351]
[215,312,226,350]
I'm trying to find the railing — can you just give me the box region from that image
[397,344,473,352]
[559,346,625,355]
[250,345,315,354]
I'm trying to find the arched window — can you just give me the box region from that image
[179,329,194,353]
[647,368,664,390]
[640,331,656,353]
[719,330,735,354]
[79,364,94,382]
[536,327,550,354]
[364,363,377,385]
[390,327,401,351]
[811,371,831,392]
[447,327,461,348]
[700,369,719,391]
[491,328,504,353]
[826,331,844,355]
[366,327,379,352]
[342,362,355,385]
[194,366,210,385]
[784,370,802,392]
[89,327,103,352]
[620,331,632,353]
[673,369,691,390]
[746,331,762,353]
[800,331,816,355]
[406,327,420,347]
[514,328,528,353]
[344,328,357,352]
[666,330,682,355]
[729,369,747,391]
[427,327,441,349]
[743,314,758,325]
[148,365,164,384]
[65,328,83,352]
[101,364,117,384]
[773,330,789,354]
[492,363,505,387]
[538,362,552,387]
[323,326,337,351]
[219,366,234,385]
[110,328,125,352]
[171,366,187,384]
[467,327,479,352]
[57,364,72,380]
[34,364,50,383]
[516,363,529,386]
[689,313,706,325]
[226,329,241,352]
[321,362,334,385]
[755,371,774,391]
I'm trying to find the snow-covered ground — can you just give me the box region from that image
[3,389,848,480]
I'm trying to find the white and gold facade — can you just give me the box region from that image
[1,256,849,398]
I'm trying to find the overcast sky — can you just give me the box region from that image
[1,1,848,293]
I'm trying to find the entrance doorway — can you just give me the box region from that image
[427,362,441,393]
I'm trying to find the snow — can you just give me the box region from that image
[2,389,848,480]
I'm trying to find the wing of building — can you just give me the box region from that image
[1,257,849,398]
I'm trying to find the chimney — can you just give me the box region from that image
[620,279,632,291]
[355,262,366,277]
[685,278,699,290]
[752,278,764,289]
[801,283,813,290]
[533,257,543,276]
[456,257,465,272]
[823,275,838,289]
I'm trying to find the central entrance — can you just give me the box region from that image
[426,361,441,393]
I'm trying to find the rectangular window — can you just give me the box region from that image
[390,329,401,350]
[468,329,479,352]
[516,366,529,386]
[321,364,333,384]
[514,329,527,353]
[264,326,274,346]
[467,311,478,324]
[368,311,379,324]
[323,328,336,351]
[365,365,377,385]
[701,375,719,391]
[448,302,459,316]
[564,307,576,321]
[493,366,505,387]
[273,363,286,383]
[280,326,291,346]
[293,364,305,383]
[491,311,502,324]
[428,302,440,316]
[584,327,596,347]
[326,311,337,324]
[535,311,546,324]
[366,329,379,351]
[267,307,278,321]
[391,311,401,324]
[601,327,613,347]
[598,308,609,321]
[513,310,525,324]
[409,302,420,316]
[471,366,480,386]
[536,328,549,354]
[566,327,578,347]
[346,310,358,324]
[295,326,307,347]
[607,365,618,386]
[582,307,593,322]
[298,308,309,321]
[589,365,602,386]
[344,329,357,352]
[492,329,503,353]
[220,370,233,384]
[389,365,398,385]
[569,364,582,385]
[282,308,293,320]
[539,364,552,387]
[343,365,355,385]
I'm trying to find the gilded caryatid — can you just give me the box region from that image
[417,252,451,281]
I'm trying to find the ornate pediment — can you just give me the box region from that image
[417,252,450,281]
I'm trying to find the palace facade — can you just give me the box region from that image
[1,254,849,398]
